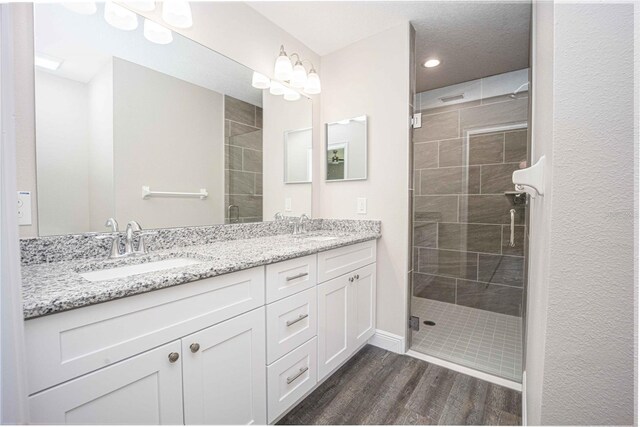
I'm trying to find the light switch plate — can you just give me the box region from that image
[412,112,422,129]
[285,197,292,212]
[357,197,367,214]
[17,191,32,226]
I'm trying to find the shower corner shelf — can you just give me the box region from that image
[512,155,545,198]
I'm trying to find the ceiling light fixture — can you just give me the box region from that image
[423,58,441,68]
[144,19,173,44]
[62,2,97,15]
[35,53,63,71]
[104,1,138,31]
[251,72,271,90]
[123,1,156,12]
[162,1,193,29]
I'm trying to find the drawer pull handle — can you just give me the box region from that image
[286,272,309,281]
[168,352,180,363]
[286,366,309,384]
[286,313,309,327]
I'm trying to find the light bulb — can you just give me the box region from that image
[144,19,173,44]
[291,61,307,89]
[423,59,441,68]
[62,2,97,15]
[123,1,155,12]
[104,1,138,31]
[284,88,301,101]
[304,68,321,94]
[269,81,285,96]
[274,45,293,82]
[162,1,193,29]
[251,72,270,89]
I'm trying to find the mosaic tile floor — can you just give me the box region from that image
[410,297,523,383]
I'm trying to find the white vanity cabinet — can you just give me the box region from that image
[25,239,378,425]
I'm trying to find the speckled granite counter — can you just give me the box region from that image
[22,229,380,319]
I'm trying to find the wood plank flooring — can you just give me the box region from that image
[278,345,522,425]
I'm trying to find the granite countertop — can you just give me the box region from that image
[22,230,380,319]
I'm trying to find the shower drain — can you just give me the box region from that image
[423,320,436,326]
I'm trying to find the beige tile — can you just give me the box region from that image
[414,110,459,142]
[420,166,479,195]
[504,130,528,163]
[227,194,263,218]
[481,163,521,194]
[460,195,525,225]
[478,254,525,287]
[225,145,242,171]
[242,148,262,173]
[226,170,256,195]
[228,121,260,138]
[230,129,262,151]
[418,248,478,280]
[414,222,438,248]
[225,95,256,126]
[438,139,463,167]
[414,142,438,169]
[456,279,522,316]
[413,272,456,303]
[438,223,502,253]
[415,195,458,222]
[469,132,504,165]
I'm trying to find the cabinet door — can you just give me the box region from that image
[29,341,183,425]
[350,264,376,350]
[182,307,266,425]
[317,275,350,380]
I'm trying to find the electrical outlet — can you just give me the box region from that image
[285,197,292,212]
[412,112,422,128]
[357,197,367,214]
[17,191,32,226]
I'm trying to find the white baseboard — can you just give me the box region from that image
[406,350,522,392]
[368,329,405,353]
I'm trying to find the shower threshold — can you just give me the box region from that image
[410,298,523,383]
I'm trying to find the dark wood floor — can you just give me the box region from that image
[278,345,522,425]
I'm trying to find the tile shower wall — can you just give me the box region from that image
[412,93,528,317]
[224,95,263,223]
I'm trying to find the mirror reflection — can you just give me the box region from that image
[326,116,367,181]
[31,4,312,236]
[284,128,312,184]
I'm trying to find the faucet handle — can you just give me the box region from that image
[105,218,119,232]
[95,233,121,259]
[135,231,157,254]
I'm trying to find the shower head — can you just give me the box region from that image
[509,82,530,99]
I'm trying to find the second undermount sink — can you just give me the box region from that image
[79,258,201,282]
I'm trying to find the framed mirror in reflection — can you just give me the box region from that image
[325,116,367,181]
[28,3,312,237]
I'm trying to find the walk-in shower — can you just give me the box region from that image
[409,69,530,384]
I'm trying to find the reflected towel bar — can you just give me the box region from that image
[141,186,208,200]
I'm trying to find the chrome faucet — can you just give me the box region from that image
[95,219,156,259]
[292,214,310,235]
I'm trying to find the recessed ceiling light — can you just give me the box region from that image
[423,59,441,68]
[35,53,63,71]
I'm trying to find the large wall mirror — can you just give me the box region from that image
[325,116,367,181]
[29,4,312,236]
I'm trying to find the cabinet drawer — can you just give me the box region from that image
[267,337,317,424]
[266,254,317,303]
[26,267,265,395]
[266,287,317,364]
[317,240,376,283]
[29,340,183,425]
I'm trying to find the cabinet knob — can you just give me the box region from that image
[168,352,180,363]
[355,274,360,280]
[190,343,200,353]
[349,277,354,283]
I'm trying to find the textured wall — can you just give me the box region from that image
[527,3,635,425]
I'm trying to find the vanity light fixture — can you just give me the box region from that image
[123,1,156,12]
[290,55,307,89]
[423,58,441,68]
[251,72,271,89]
[283,87,301,101]
[35,53,63,71]
[269,81,286,96]
[303,67,321,94]
[274,45,294,81]
[144,19,173,44]
[104,1,138,31]
[62,2,97,15]
[162,1,193,29]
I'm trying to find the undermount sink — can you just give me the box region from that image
[301,236,338,242]
[79,258,201,282]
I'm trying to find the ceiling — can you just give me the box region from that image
[247,1,531,92]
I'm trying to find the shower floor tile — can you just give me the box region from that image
[410,297,523,383]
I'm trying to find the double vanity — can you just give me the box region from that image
[21,220,380,424]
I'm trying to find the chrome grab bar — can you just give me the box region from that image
[286,272,309,281]
[509,209,516,247]
[286,314,309,327]
[286,366,309,384]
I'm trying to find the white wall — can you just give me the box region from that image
[527,2,635,425]
[317,24,411,337]
[113,58,224,229]
[88,60,114,231]
[263,92,312,218]
[34,71,90,235]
